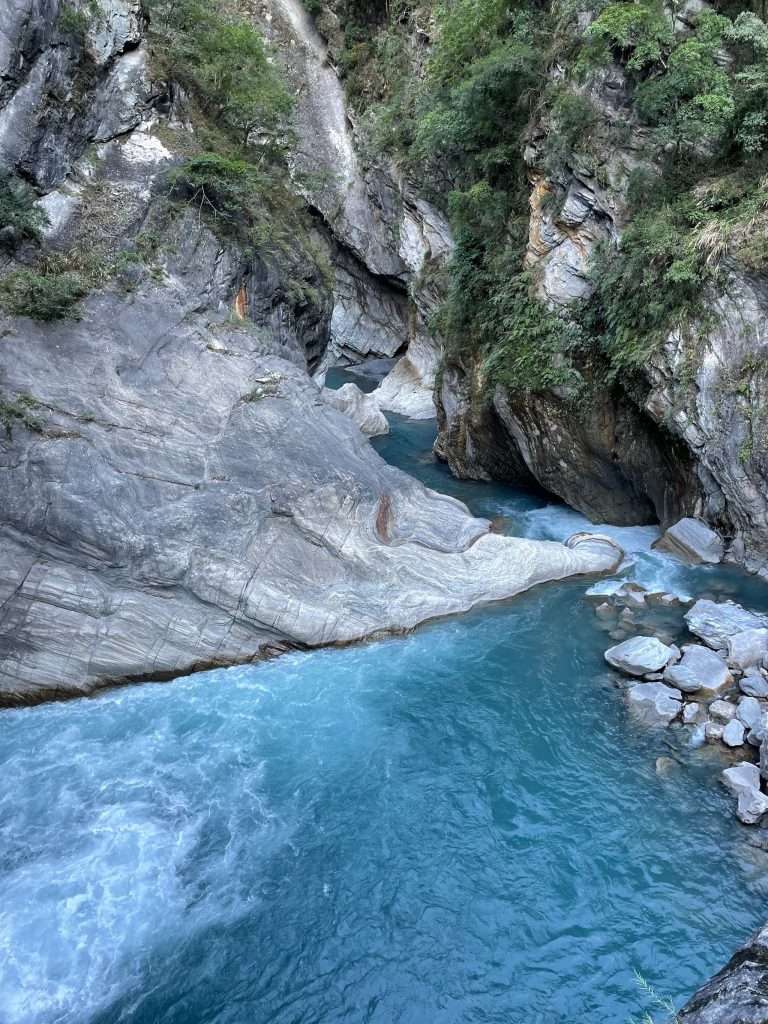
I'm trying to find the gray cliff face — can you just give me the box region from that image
[644,272,768,571]
[436,362,702,526]
[678,922,768,1022]
[257,0,452,416]
[435,57,768,569]
[0,0,623,706]
[0,0,150,189]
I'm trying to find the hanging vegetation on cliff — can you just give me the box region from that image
[321,0,768,393]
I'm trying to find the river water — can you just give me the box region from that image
[2,395,768,1024]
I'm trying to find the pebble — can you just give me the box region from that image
[709,700,737,723]
[722,719,746,747]
[682,702,700,724]
[739,671,768,698]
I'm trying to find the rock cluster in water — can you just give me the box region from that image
[596,581,768,827]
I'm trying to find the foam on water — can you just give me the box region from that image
[3,411,768,1023]
[516,502,698,597]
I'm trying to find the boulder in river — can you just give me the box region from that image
[736,787,768,825]
[737,696,764,735]
[740,671,768,698]
[682,702,701,724]
[685,599,768,651]
[655,517,725,565]
[663,645,731,694]
[727,628,768,671]
[626,682,682,726]
[722,762,768,824]
[605,636,675,677]
[322,383,389,437]
[722,719,746,747]
[564,533,625,570]
[706,721,725,742]
[678,921,768,1021]
[709,700,738,723]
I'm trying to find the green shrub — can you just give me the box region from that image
[0,172,48,249]
[0,393,44,439]
[0,270,87,321]
[584,198,709,371]
[57,0,100,38]
[636,16,735,150]
[584,0,673,71]
[480,269,585,394]
[167,153,259,219]
[146,0,292,148]
[539,85,599,174]
[57,1,90,37]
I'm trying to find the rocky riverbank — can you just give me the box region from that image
[596,579,768,822]
[587,530,768,1017]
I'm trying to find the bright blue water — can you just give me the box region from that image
[2,405,768,1024]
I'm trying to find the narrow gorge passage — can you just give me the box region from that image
[1,409,766,1024]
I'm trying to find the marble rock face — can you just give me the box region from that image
[605,636,675,677]
[685,599,768,651]
[655,517,724,565]
[663,645,731,694]
[0,295,625,707]
[0,0,625,707]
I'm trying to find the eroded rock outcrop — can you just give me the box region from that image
[258,0,452,417]
[434,45,768,570]
[678,921,768,1022]
[0,0,622,706]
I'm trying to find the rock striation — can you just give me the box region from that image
[678,921,768,1022]
[0,0,624,707]
[433,49,768,573]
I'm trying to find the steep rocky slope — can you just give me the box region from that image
[254,0,453,417]
[432,26,768,572]
[0,0,622,705]
[678,920,768,1021]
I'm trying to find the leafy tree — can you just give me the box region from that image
[146,0,292,149]
[584,0,673,72]
[636,15,735,151]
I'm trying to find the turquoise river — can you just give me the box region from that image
[2,372,768,1024]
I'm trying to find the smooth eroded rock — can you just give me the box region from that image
[685,599,768,651]
[627,682,682,726]
[682,702,701,724]
[322,382,389,437]
[663,644,731,694]
[710,700,738,723]
[740,671,768,698]
[706,721,725,742]
[605,636,674,677]
[722,719,746,747]
[727,627,768,671]
[655,517,724,564]
[722,760,761,796]
[737,696,764,733]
